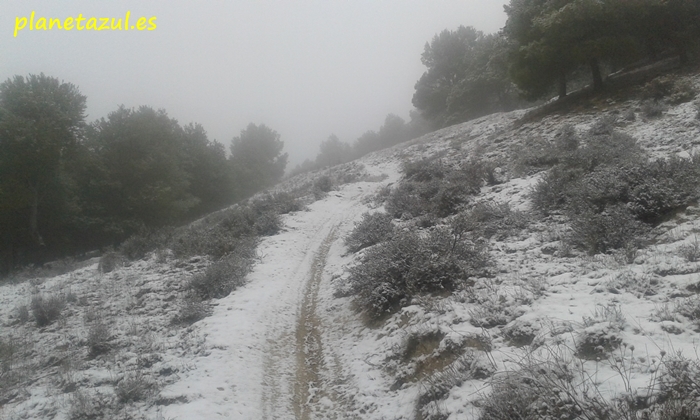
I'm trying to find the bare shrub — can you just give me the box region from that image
[345,212,394,253]
[347,227,488,320]
[68,390,113,420]
[678,236,700,262]
[642,100,665,118]
[86,321,112,358]
[171,292,212,325]
[115,371,155,403]
[31,293,65,327]
[417,353,476,419]
[479,346,616,420]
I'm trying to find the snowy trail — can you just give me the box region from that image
[160,180,383,420]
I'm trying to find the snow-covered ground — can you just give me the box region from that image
[3,72,700,420]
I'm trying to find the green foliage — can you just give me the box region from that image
[230,123,288,199]
[503,0,700,100]
[413,27,518,126]
[345,212,394,253]
[386,159,483,219]
[92,106,200,228]
[315,134,352,168]
[532,124,700,254]
[0,74,87,271]
[347,228,488,320]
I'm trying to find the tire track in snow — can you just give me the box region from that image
[293,227,336,420]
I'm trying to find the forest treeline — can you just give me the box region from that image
[0,74,287,272]
[412,0,700,127]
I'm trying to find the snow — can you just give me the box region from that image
[3,73,700,420]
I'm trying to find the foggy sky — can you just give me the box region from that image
[2,1,508,166]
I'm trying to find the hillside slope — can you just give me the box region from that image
[2,71,700,420]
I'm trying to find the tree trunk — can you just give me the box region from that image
[558,70,567,99]
[29,187,45,246]
[590,58,603,91]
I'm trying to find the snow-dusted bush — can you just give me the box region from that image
[314,175,332,194]
[119,227,174,261]
[171,292,211,325]
[171,208,257,259]
[344,212,393,253]
[642,100,665,118]
[386,159,482,219]
[98,251,124,273]
[86,321,112,358]
[115,371,156,403]
[531,126,700,254]
[252,211,281,236]
[68,390,112,420]
[31,293,65,327]
[569,205,647,255]
[452,202,529,240]
[250,191,302,215]
[347,227,488,320]
[187,249,254,299]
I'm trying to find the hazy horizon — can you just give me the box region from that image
[2,1,508,166]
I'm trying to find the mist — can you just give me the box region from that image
[2,1,508,165]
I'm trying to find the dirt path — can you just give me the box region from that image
[293,227,336,419]
[159,181,389,420]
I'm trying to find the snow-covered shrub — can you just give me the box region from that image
[479,347,617,420]
[569,205,647,255]
[530,127,700,254]
[171,208,257,259]
[252,211,281,236]
[31,293,65,327]
[417,353,475,420]
[115,371,155,403]
[119,227,174,261]
[642,100,665,118]
[98,251,124,273]
[655,354,700,417]
[171,292,211,325]
[386,159,482,219]
[86,321,112,358]
[678,236,700,262]
[313,175,332,194]
[187,250,254,299]
[385,181,430,218]
[511,136,562,175]
[344,212,393,253]
[347,227,488,320]
[68,390,112,420]
[452,202,529,240]
[250,191,302,215]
